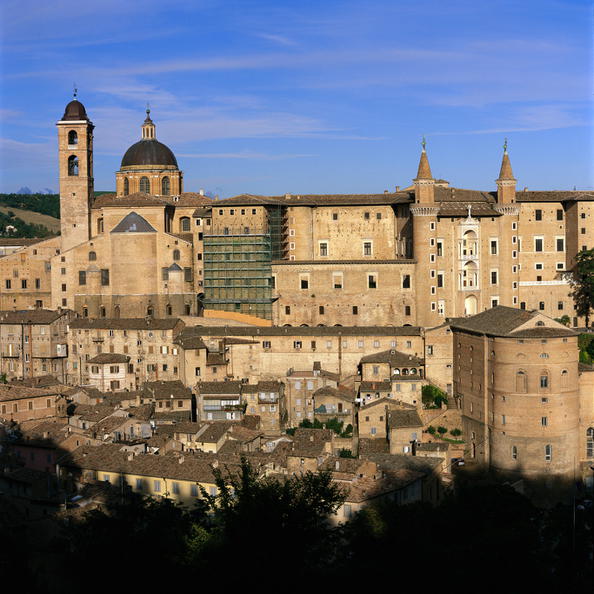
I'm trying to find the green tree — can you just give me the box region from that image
[569,248,594,327]
[450,428,462,437]
[437,426,447,435]
[199,458,345,580]
[422,384,448,408]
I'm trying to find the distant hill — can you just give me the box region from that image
[0,193,60,218]
[0,192,114,221]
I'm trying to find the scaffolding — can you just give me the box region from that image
[201,205,288,320]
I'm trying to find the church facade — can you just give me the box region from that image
[0,97,592,328]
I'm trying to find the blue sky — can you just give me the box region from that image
[0,0,592,196]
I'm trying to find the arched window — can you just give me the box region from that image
[515,370,527,393]
[147,306,154,317]
[97,218,104,234]
[184,303,191,315]
[123,177,129,196]
[68,130,78,145]
[82,307,88,318]
[166,304,172,316]
[140,176,150,193]
[100,306,106,318]
[511,445,518,460]
[540,371,549,390]
[587,428,594,458]
[162,177,170,195]
[180,217,191,232]
[544,444,552,461]
[88,251,97,261]
[68,155,79,176]
[173,249,180,261]
[114,305,120,319]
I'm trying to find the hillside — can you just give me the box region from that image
[0,206,61,233]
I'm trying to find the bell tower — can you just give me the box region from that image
[57,91,94,252]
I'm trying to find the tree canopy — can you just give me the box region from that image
[569,247,594,327]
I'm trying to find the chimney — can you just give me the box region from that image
[384,189,389,194]
[395,186,400,191]
[199,188,205,196]
[127,452,134,461]
[285,193,291,199]
[178,455,184,464]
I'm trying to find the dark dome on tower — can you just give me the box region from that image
[62,99,89,121]
[120,108,178,169]
[121,139,178,168]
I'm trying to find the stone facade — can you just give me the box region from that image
[0,309,72,381]
[452,306,586,477]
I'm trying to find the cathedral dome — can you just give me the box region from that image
[62,99,89,121]
[120,139,178,168]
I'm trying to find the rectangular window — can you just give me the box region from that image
[363,241,372,256]
[35,278,40,289]
[319,305,325,315]
[285,306,291,315]
[367,274,377,289]
[162,267,169,281]
[402,274,411,289]
[437,273,444,288]
[490,270,498,285]
[100,269,110,286]
[184,267,192,282]
[293,341,302,349]
[21,279,27,289]
[263,341,271,349]
[436,240,443,257]
[300,277,309,289]
[5,280,10,289]
[352,306,358,315]
[556,238,564,252]
[319,242,328,257]
[544,444,552,461]
[332,213,338,221]
[333,273,343,289]
[556,209,563,220]
[534,238,543,252]
[78,271,86,285]
[195,367,201,376]
[490,240,498,255]
[535,209,542,221]
[154,480,161,492]
[541,416,548,427]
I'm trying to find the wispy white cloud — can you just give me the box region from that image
[431,104,588,135]
[255,33,297,47]
[177,151,316,160]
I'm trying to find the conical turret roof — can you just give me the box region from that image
[497,140,515,181]
[415,149,433,180]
